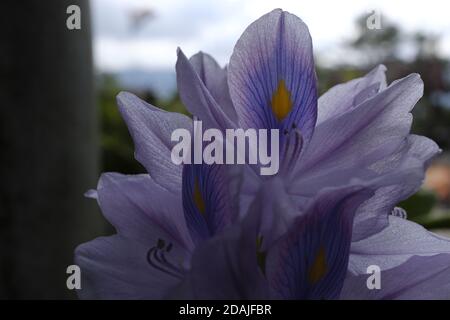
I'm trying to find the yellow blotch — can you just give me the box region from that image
[271,79,293,121]
[308,246,328,284]
[193,177,206,215]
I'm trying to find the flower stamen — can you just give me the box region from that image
[147,239,185,279]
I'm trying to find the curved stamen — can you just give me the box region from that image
[280,129,303,173]
[147,240,185,279]
[155,249,185,275]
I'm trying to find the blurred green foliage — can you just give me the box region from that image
[97,74,190,174]
[98,74,144,174]
[399,191,437,220]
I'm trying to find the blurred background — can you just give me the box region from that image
[1,0,450,299]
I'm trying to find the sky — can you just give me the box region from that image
[91,0,450,72]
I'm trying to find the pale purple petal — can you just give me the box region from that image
[317,65,387,124]
[296,74,423,181]
[173,179,283,299]
[84,189,98,199]
[117,91,192,194]
[75,235,187,299]
[172,227,270,299]
[349,216,450,275]
[289,134,439,240]
[351,134,440,241]
[176,49,235,130]
[95,172,193,251]
[242,176,298,249]
[266,186,373,299]
[341,254,450,299]
[290,75,434,240]
[189,52,237,123]
[228,9,317,143]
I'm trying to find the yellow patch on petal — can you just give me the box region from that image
[271,79,293,121]
[193,177,206,215]
[308,246,328,284]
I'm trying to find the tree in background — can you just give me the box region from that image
[320,13,450,150]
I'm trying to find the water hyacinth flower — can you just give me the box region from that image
[76,9,450,299]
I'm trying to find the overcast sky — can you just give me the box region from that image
[91,0,450,72]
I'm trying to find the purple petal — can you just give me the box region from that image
[173,178,285,299]
[296,73,423,180]
[182,164,236,245]
[84,189,98,199]
[176,49,235,130]
[317,65,387,123]
[228,9,317,143]
[172,226,269,299]
[117,91,192,194]
[289,134,438,233]
[266,186,373,299]
[245,176,298,249]
[75,235,187,299]
[189,52,237,123]
[96,172,193,251]
[290,74,436,240]
[349,216,450,275]
[341,254,450,299]
[351,134,440,241]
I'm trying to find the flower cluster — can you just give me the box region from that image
[75,9,450,299]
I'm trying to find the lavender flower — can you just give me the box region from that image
[75,9,450,299]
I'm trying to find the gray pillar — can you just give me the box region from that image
[0,1,105,298]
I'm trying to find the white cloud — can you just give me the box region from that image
[92,0,450,71]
